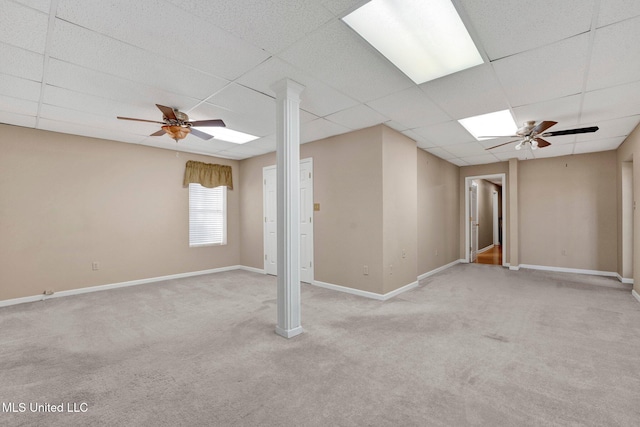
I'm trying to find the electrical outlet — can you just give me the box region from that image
[92,262,100,271]
[363,265,369,275]
[435,249,439,256]
[561,249,567,256]
[390,264,393,275]
[402,249,406,258]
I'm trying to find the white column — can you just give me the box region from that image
[270,78,305,339]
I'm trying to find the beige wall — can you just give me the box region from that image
[381,127,418,293]
[617,123,640,292]
[239,126,385,294]
[518,151,617,271]
[0,125,240,301]
[417,149,459,274]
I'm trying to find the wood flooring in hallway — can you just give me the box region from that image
[475,244,503,265]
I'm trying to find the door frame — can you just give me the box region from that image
[263,158,314,282]
[464,173,507,266]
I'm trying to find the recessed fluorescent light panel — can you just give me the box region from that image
[196,127,259,144]
[342,0,484,84]
[458,110,518,140]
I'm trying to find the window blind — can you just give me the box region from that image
[189,183,226,246]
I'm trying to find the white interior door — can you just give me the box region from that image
[470,183,478,262]
[263,167,277,276]
[263,159,314,283]
[299,161,313,283]
[492,191,499,245]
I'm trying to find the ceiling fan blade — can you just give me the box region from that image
[156,104,177,121]
[189,119,226,127]
[534,137,551,148]
[117,116,165,124]
[541,126,599,137]
[531,120,557,135]
[485,138,521,150]
[150,129,166,136]
[477,135,518,139]
[190,128,214,140]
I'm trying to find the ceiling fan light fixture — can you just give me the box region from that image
[515,141,523,150]
[531,139,538,150]
[162,125,190,141]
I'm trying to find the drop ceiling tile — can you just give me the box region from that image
[205,83,275,121]
[245,136,277,153]
[447,158,468,167]
[43,85,149,120]
[532,144,575,159]
[367,87,450,129]
[301,118,351,143]
[459,0,593,60]
[597,0,640,27]
[56,0,269,81]
[460,154,501,165]
[237,57,359,117]
[493,150,531,162]
[0,94,38,116]
[0,43,43,81]
[39,104,143,135]
[382,120,410,133]
[493,34,589,107]
[191,102,274,138]
[321,0,368,16]
[442,142,487,157]
[587,16,640,91]
[412,121,476,146]
[37,118,146,144]
[0,1,48,53]
[401,130,434,148]
[0,74,41,102]
[424,147,456,160]
[421,64,508,119]
[167,0,334,54]
[577,115,640,141]
[573,136,625,153]
[325,104,388,130]
[279,20,413,103]
[49,20,229,100]
[581,80,640,123]
[46,59,201,111]
[13,0,50,13]
[512,95,582,128]
[0,111,37,128]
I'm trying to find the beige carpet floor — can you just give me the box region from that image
[0,264,639,426]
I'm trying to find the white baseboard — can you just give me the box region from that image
[0,265,248,308]
[417,259,464,281]
[616,274,634,285]
[509,265,520,271]
[518,264,617,278]
[477,244,494,254]
[239,265,266,275]
[311,279,418,301]
[633,289,640,304]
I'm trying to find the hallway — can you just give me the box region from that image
[475,245,502,266]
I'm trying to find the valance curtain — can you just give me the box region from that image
[183,160,233,190]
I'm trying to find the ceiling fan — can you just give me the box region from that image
[483,121,599,151]
[117,104,225,142]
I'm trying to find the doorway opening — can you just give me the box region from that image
[465,174,506,267]
[621,160,633,282]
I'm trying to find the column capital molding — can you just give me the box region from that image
[270,78,305,101]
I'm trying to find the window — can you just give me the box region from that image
[189,183,226,246]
